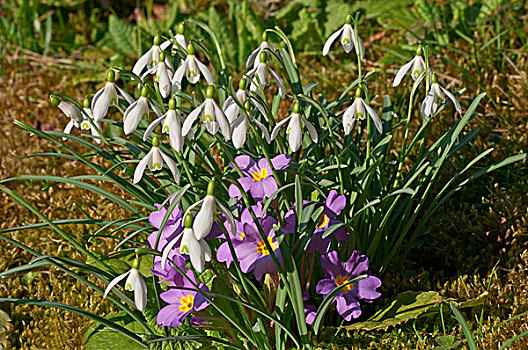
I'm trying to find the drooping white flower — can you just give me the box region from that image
[231,99,271,149]
[132,35,171,77]
[143,98,189,152]
[271,102,318,152]
[164,22,188,54]
[393,46,426,87]
[421,73,462,120]
[322,15,365,59]
[162,213,211,273]
[51,96,102,144]
[247,51,285,99]
[171,43,214,92]
[133,136,179,183]
[246,32,274,69]
[342,88,383,135]
[103,259,147,311]
[123,86,162,135]
[181,85,231,140]
[183,180,236,241]
[141,51,174,98]
[91,70,134,122]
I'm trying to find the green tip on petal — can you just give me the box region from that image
[184,213,194,228]
[187,42,195,55]
[132,258,139,270]
[177,22,185,35]
[107,70,115,82]
[259,51,267,63]
[83,97,90,108]
[346,14,353,24]
[239,77,247,90]
[261,31,268,42]
[159,51,166,62]
[431,72,438,84]
[207,179,216,196]
[152,136,160,147]
[50,96,60,106]
[355,87,362,98]
[293,101,300,113]
[206,85,215,99]
[140,86,149,97]
[168,98,176,110]
[416,45,423,57]
[153,35,161,46]
[244,100,251,110]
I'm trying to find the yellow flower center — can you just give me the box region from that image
[317,214,330,229]
[239,232,246,240]
[252,168,268,182]
[178,294,194,313]
[256,237,276,256]
[335,275,354,295]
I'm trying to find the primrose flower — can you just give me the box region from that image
[247,51,285,99]
[181,85,231,140]
[271,101,318,152]
[316,251,381,321]
[228,154,291,201]
[104,258,147,311]
[172,42,214,91]
[421,72,462,120]
[246,31,274,69]
[133,136,179,183]
[157,270,211,327]
[161,213,211,273]
[343,88,382,135]
[51,96,102,144]
[393,46,426,87]
[92,70,134,122]
[123,86,162,135]
[141,51,174,98]
[184,180,236,241]
[132,35,171,77]
[323,15,365,59]
[144,98,188,152]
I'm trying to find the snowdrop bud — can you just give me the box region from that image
[206,85,215,99]
[177,22,185,35]
[187,42,195,56]
[107,70,115,82]
[152,135,160,147]
[293,101,300,113]
[346,14,353,24]
[140,86,149,97]
[153,35,161,46]
[159,51,166,62]
[207,179,215,196]
[184,213,193,228]
[431,72,438,84]
[244,100,250,110]
[50,96,60,106]
[239,77,247,90]
[259,51,268,63]
[83,97,90,109]
[132,257,139,269]
[416,45,423,56]
[262,31,268,42]
[355,87,362,98]
[168,97,176,110]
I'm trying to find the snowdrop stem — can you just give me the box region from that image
[174,150,195,187]
[366,113,372,160]
[353,14,363,81]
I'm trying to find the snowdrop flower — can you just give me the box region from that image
[141,51,173,98]
[271,101,318,152]
[224,78,249,124]
[91,70,134,122]
[181,85,231,139]
[246,31,273,69]
[103,258,147,311]
[133,136,179,183]
[322,15,365,59]
[144,98,187,152]
[51,96,102,144]
[132,35,171,77]
[393,46,426,87]
[247,51,285,99]
[421,72,462,120]
[231,100,271,149]
[162,213,211,273]
[184,180,236,241]
[343,88,383,135]
[172,43,214,92]
[123,86,161,135]
[165,22,188,54]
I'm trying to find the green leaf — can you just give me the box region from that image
[108,14,136,55]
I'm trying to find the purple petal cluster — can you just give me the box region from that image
[228,154,291,201]
[316,250,381,321]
